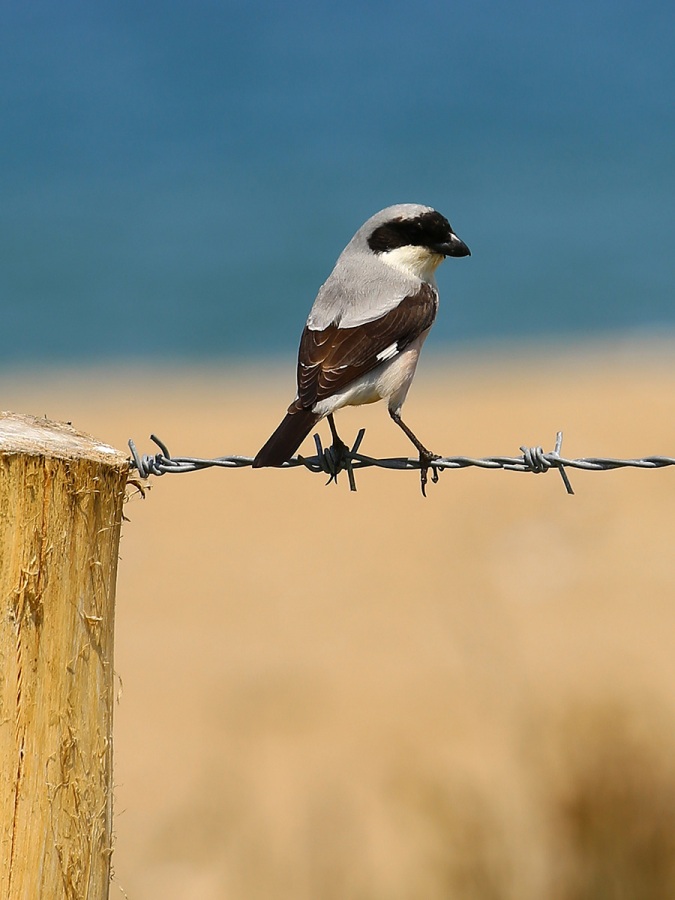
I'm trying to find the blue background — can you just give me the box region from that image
[1,1,673,365]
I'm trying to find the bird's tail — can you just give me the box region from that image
[252,407,322,467]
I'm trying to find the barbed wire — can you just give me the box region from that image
[127,430,675,495]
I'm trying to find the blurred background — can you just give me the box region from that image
[2,2,675,898]
[1,0,674,365]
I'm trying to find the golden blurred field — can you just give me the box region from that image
[4,340,675,899]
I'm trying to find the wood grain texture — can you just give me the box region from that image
[0,413,128,900]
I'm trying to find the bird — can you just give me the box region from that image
[252,203,470,494]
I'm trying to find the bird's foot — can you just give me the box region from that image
[311,426,365,491]
[419,448,441,498]
[325,435,350,485]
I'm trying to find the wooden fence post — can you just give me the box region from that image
[0,412,129,899]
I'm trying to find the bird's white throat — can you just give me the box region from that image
[378,245,444,282]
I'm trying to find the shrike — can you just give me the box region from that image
[253,203,470,494]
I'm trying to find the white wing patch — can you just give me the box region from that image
[376,342,399,362]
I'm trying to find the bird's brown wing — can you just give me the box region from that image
[293,283,438,411]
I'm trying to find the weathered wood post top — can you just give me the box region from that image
[0,411,129,900]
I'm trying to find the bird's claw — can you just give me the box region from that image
[324,437,351,485]
[419,450,441,497]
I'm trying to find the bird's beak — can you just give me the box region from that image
[433,233,471,258]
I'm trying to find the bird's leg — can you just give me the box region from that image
[323,413,351,484]
[389,409,440,497]
[327,414,348,453]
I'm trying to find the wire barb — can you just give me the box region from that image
[515,431,574,494]
[298,428,366,491]
[127,429,675,494]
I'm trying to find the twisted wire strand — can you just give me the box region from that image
[127,431,675,495]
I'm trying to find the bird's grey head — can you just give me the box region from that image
[307,204,469,331]
[345,203,470,282]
